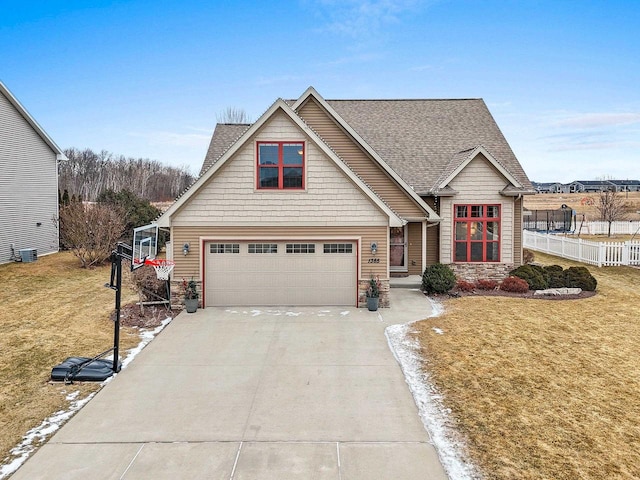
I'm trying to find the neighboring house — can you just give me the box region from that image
[568,180,614,193]
[608,180,640,192]
[157,87,535,307]
[0,81,67,264]
[532,181,563,193]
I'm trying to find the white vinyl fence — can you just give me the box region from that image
[575,220,640,235]
[523,230,640,267]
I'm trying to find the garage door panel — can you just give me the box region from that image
[205,241,356,306]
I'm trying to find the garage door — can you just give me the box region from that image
[205,241,357,306]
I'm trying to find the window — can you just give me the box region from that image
[454,204,500,262]
[286,243,316,254]
[323,243,353,254]
[210,243,239,254]
[248,243,278,254]
[257,142,304,189]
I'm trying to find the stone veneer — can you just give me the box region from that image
[450,263,514,282]
[170,279,202,310]
[358,278,390,308]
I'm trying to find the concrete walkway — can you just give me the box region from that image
[12,289,447,479]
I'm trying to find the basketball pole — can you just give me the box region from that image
[112,243,123,373]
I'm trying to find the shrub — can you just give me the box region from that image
[544,265,566,288]
[523,248,535,264]
[422,263,457,294]
[510,264,548,291]
[563,266,597,291]
[456,280,476,292]
[476,279,498,290]
[500,276,530,293]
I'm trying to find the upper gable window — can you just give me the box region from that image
[257,142,304,190]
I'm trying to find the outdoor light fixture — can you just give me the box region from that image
[370,242,378,255]
[183,243,190,256]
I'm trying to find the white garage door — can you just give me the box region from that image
[205,241,357,307]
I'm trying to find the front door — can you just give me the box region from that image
[390,226,407,272]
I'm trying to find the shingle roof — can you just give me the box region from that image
[200,123,251,175]
[199,96,533,195]
[325,98,533,194]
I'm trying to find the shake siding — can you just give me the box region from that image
[171,225,388,281]
[439,155,514,264]
[297,98,426,220]
[407,222,423,275]
[0,91,59,264]
[172,111,388,227]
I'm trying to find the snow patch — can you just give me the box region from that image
[385,297,478,480]
[432,327,444,335]
[340,311,350,316]
[0,316,173,479]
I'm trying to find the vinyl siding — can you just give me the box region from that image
[407,222,423,275]
[513,196,523,266]
[172,111,388,227]
[0,91,59,264]
[439,154,514,264]
[171,225,388,281]
[297,98,426,220]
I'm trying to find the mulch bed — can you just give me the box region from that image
[432,289,597,301]
[112,303,180,328]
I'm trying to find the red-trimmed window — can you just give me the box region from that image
[454,204,500,262]
[257,142,304,189]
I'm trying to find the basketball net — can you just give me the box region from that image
[144,258,176,280]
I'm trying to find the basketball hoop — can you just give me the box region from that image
[144,258,175,280]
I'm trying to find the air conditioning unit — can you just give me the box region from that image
[19,248,37,262]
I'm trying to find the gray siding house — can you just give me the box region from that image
[0,81,67,264]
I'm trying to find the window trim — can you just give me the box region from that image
[453,204,501,263]
[256,141,305,190]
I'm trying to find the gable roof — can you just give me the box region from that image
[200,123,250,175]
[157,99,405,227]
[0,81,67,160]
[324,97,533,195]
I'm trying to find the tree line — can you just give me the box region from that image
[59,147,195,202]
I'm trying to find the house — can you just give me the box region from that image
[532,181,563,194]
[0,81,67,264]
[157,87,535,307]
[608,180,640,192]
[567,180,614,193]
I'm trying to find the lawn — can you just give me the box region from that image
[0,252,141,467]
[411,252,640,479]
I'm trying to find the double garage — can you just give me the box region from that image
[204,240,358,307]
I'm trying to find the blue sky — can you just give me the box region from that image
[1,0,638,182]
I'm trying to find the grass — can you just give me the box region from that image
[0,252,140,465]
[411,252,640,479]
[523,191,640,221]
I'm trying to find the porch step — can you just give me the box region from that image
[389,275,422,289]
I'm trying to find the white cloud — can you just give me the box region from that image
[552,112,640,129]
[307,0,430,38]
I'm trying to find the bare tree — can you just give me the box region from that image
[55,202,126,268]
[595,190,628,237]
[59,148,194,202]
[216,107,251,124]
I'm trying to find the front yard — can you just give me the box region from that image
[0,252,141,470]
[412,252,640,479]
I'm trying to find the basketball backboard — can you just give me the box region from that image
[131,224,158,270]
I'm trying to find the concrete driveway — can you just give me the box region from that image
[12,288,447,479]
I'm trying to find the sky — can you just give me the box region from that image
[1,0,638,183]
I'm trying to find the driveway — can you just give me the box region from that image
[12,289,447,479]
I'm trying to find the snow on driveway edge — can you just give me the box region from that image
[385,298,479,480]
[0,317,173,479]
